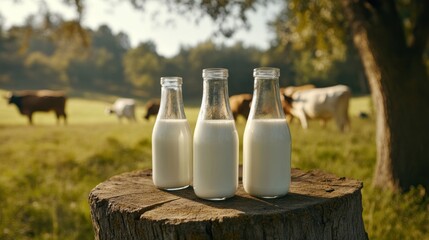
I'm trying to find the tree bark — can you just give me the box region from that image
[89,168,367,240]
[341,0,429,192]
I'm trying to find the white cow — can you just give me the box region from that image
[282,85,351,132]
[280,84,316,123]
[280,84,315,97]
[106,98,137,122]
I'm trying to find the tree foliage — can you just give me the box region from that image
[0,15,131,93]
[272,0,347,82]
[123,41,164,96]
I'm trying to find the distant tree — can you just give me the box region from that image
[163,46,197,99]
[65,25,131,93]
[0,12,91,89]
[216,42,262,95]
[90,25,129,87]
[0,23,67,88]
[123,41,164,96]
[0,14,132,93]
[23,51,66,87]
[169,40,262,99]
[91,25,130,54]
[0,26,26,86]
[260,44,297,87]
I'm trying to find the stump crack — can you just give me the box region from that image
[135,198,181,219]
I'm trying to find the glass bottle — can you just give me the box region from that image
[152,76,192,190]
[243,67,291,198]
[193,68,239,200]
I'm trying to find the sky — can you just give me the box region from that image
[0,0,283,57]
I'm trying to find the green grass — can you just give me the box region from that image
[0,90,428,240]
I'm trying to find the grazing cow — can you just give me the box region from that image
[144,99,160,120]
[280,84,316,97]
[280,84,315,122]
[5,90,67,125]
[106,98,136,122]
[229,93,252,121]
[359,111,370,119]
[282,85,351,132]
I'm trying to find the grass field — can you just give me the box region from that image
[0,90,428,240]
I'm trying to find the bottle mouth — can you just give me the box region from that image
[161,77,183,85]
[202,68,228,79]
[253,67,280,78]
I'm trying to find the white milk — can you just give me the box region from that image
[193,120,238,200]
[243,119,291,198]
[152,119,192,190]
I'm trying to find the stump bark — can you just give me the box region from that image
[89,168,367,240]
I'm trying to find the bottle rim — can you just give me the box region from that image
[160,76,183,85]
[253,67,280,78]
[202,68,228,79]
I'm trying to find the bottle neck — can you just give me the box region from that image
[199,78,233,120]
[157,83,186,119]
[248,77,285,119]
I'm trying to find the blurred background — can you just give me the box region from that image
[0,0,369,98]
[0,0,428,240]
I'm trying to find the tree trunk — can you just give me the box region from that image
[89,169,367,240]
[341,0,429,192]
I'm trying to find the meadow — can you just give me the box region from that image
[0,90,428,240]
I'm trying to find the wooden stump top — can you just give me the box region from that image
[89,168,367,240]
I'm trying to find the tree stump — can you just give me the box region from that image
[89,168,367,240]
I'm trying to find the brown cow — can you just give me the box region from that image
[144,98,160,120]
[229,93,252,121]
[6,90,67,125]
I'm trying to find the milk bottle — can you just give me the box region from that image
[243,67,291,198]
[152,77,192,190]
[193,68,239,200]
